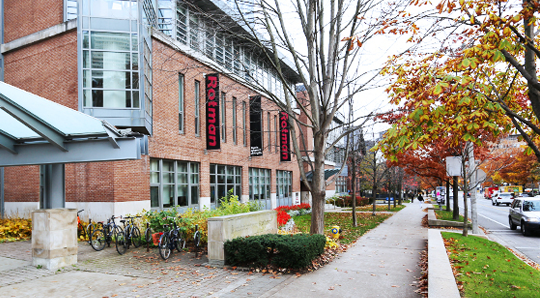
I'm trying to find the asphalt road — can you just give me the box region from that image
[449,192,540,264]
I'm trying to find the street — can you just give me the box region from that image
[450,192,540,264]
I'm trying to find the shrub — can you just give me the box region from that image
[332,195,369,207]
[0,217,32,242]
[144,189,262,245]
[224,233,326,269]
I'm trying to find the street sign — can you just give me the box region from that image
[446,156,462,176]
[476,169,487,183]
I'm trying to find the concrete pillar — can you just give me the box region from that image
[40,164,65,209]
[32,208,77,270]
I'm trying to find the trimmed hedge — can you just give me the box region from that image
[224,233,326,269]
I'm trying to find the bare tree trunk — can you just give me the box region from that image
[310,134,327,235]
[372,184,377,216]
[462,153,469,237]
[453,176,459,220]
[351,155,357,227]
[445,180,450,212]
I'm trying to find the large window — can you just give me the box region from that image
[80,0,141,109]
[267,112,271,152]
[221,92,226,142]
[194,80,200,136]
[242,101,247,146]
[232,97,237,145]
[276,170,292,207]
[336,176,347,194]
[178,74,184,132]
[82,31,140,108]
[249,168,271,209]
[274,115,278,151]
[210,164,242,205]
[150,159,199,210]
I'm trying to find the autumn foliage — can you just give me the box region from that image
[0,218,32,242]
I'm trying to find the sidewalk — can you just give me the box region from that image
[0,204,427,297]
[260,203,427,298]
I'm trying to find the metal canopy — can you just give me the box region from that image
[303,168,341,182]
[0,81,143,166]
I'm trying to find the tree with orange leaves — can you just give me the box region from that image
[499,149,540,187]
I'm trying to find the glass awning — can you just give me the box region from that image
[0,81,143,166]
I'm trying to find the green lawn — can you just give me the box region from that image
[293,212,393,245]
[442,232,540,297]
[435,209,466,222]
[342,205,405,212]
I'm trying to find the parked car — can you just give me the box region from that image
[509,197,540,236]
[492,192,514,206]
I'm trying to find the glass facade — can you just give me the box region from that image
[249,168,271,210]
[276,170,292,207]
[78,0,154,134]
[210,164,242,206]
[156,0,291,102]
[150,159,199,210]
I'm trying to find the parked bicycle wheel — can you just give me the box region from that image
[145,228,153,245]
[131,226,142,248]
[193,231,201,250]
[175,231,186,252]
[115,231,127,255]
[85,223,94,244]
[158,233,171,260]
[90,229,106,251]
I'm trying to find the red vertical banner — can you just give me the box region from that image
[206,73,220,150]
[250,95,263,156]
[279,111,291,161]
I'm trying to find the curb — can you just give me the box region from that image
[428,229,461,298]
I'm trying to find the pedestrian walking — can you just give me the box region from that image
[418,193,424,208]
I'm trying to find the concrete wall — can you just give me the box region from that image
[207,210,277,265]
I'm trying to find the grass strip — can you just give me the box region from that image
[435,209,466,222]
[293,212,393,245]
[442,232,540,297]
[342,205,405,212]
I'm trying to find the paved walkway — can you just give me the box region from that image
[0,204,427,297]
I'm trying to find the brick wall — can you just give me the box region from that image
[3,30,78,109]
[151,38,300,198]
[4,166,40,203]
[2,27,301,207]
[4,0,64,43]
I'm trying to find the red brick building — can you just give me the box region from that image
[0,0,302,220]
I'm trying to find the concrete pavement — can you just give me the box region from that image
[0,204,429,297]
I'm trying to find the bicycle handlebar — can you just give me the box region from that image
[77,209,84,214]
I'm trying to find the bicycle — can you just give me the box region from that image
[158,216,186,260]
[193,224,201,256]
[116,216,142,255]
[89,215,123,251]
[76,209,88,241]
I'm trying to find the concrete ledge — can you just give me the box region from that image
[428,229,461,298]
[207,210,277,266]
[1,19,77,54]
[428,209,472,228]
